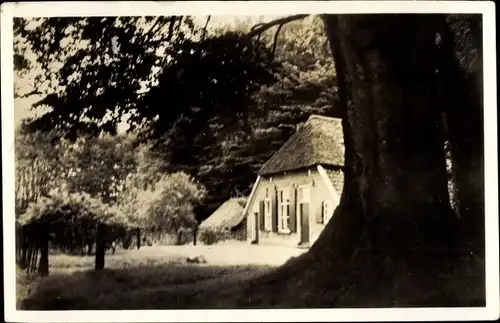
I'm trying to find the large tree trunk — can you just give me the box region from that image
[435,16,484,255]
[307,15,365,263]
[324,14,458,260]
[307,14,460,269]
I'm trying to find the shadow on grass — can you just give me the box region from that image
[20,263,273,310]
[19,250,486,310]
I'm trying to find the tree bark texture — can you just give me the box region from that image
[318,15,459,263]
[435,16,484,254]
[240,15,466,308]
[308,15,365,263]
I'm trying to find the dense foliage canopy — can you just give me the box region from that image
[15,15,336,221]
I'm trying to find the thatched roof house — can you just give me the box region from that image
[199,197,247,232]
[259,114,344,176]
[244,115,345,248]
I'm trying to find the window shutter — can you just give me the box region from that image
[259,200,265,231]
[318,201,325,224]
[272,186,278,232]
[302,202,310,229]
[325,201,334,223]
[289,185,297,233]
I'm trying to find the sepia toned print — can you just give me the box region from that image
[2,1,498,322]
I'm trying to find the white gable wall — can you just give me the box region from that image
[245,166,341,248]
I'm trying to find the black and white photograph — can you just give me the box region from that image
[2,1,498,322]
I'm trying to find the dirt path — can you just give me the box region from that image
[130,242,307,266]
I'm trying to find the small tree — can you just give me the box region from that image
[15,127,64,217]
[19,189,127,273]
[118,171,206,245]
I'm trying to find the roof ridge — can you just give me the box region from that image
[257,114,344,176]
[307,114,338,122]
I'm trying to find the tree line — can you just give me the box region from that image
[15,125,206,274]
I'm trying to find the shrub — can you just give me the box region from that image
[18,190,128,257]
[117,171,207,238]
[199,228,225,245]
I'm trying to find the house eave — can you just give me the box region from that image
[242,176,262,218]
[317,165,341,204]
[258,163,343,177]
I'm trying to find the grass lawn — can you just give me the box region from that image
[17,244,484,309]
[17,244,300,310]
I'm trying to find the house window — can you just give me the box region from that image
[264,197,272,231]
[323,200,334,224]
[278,187,290,232]
[297,185,311,204]
[297,185,310,236]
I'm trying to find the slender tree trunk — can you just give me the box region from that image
[31,247,39,274]
[136,228,141,250]
[69,228,74,254]
[95,223,106,270]
[87,241,94,256]
[26,243,33,272]
[38,230,49,277]
[20,245,28,269]
[20,229,28,269]
[177,231,183,246]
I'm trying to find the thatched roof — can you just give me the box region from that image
[324,167,344,195]
[258,115,344,176]
[199,197,247,231]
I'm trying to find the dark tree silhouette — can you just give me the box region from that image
[15,17,282,222]
[435,15,484,254]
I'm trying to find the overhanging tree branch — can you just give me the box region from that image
[247,14,310,63]
[144,17,165,41]
[148,16,185,46]
[270,23,284,63]
[167,16,182,42]
[14,89,45,99]
[246,14,310,38]
[201,15,211,42]
[149,14,310,47]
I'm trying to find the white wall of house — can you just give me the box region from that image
[245,166,340,248]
